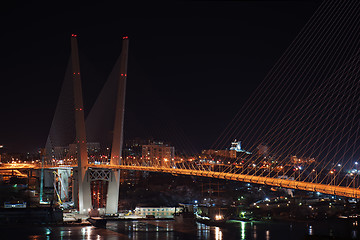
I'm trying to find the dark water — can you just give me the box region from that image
[2,219,359,240]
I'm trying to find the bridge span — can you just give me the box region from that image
[100,164,360,199]
[3,163,358,199]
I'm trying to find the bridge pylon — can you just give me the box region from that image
[71,34,92,213]
[105,37,129,214]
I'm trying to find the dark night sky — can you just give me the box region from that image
[0,1,320,153]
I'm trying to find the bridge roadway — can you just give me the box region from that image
[2,163,360,199]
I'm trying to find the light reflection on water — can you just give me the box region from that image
[215,226,222,240]
[265,229,270,240]
[253,224,257,239]
[106,220,360,240]
[197,222,210,239]
[1,219,359,239]
[241,221,245,239]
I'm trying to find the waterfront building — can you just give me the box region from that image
[134,206,178,218]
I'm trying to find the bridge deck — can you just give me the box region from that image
[2,164,359,199]
[109,165,360,199]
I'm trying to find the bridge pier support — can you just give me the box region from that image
[104,37,128,214]
[70,35,92,214]
[105,169,120,214]
[73,167,92,214]
[78,168,92,214]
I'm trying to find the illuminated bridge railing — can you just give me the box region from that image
[90,163,360,199]
[2,161,360,199]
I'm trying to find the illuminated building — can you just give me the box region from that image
[49,142,101,163]
[201,149,237,159]
[134,206,178,218]
[142,142,175,166]
[202,140,251,159]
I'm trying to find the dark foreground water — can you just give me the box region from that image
[2,219,359,240]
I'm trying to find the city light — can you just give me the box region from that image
[215,215,223,221]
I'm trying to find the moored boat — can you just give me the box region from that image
[87,217,107,228]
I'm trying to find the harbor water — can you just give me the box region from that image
[2,219,359,239]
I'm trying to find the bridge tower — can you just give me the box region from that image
[106,37,129,214]
[71,34,92,213]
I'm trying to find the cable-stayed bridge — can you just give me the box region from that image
[3,1,360,215]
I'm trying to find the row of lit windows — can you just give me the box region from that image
[139,208,171,212]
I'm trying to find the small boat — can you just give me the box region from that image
[87,217,107,228]
[195,205,229,226]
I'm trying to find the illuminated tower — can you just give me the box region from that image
[71,34,92,213]
[106,36,129,213]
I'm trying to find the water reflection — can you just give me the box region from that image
[253,224,257,240]
[265,229,270,240]
[3,219,360,239]
[215,226,222,240]
[352,230,357,239]
[308,225,313,235]
[197,223,210,239]
[241,221,245,239]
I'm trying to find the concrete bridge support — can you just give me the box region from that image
[77,168,92,214]
[71,34,92,213]
[105,169,120,213]
[105,37,129,214]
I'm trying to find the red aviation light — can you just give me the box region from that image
[121,73,124,76]
[125,74,127,76]
[122,36,128,39]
